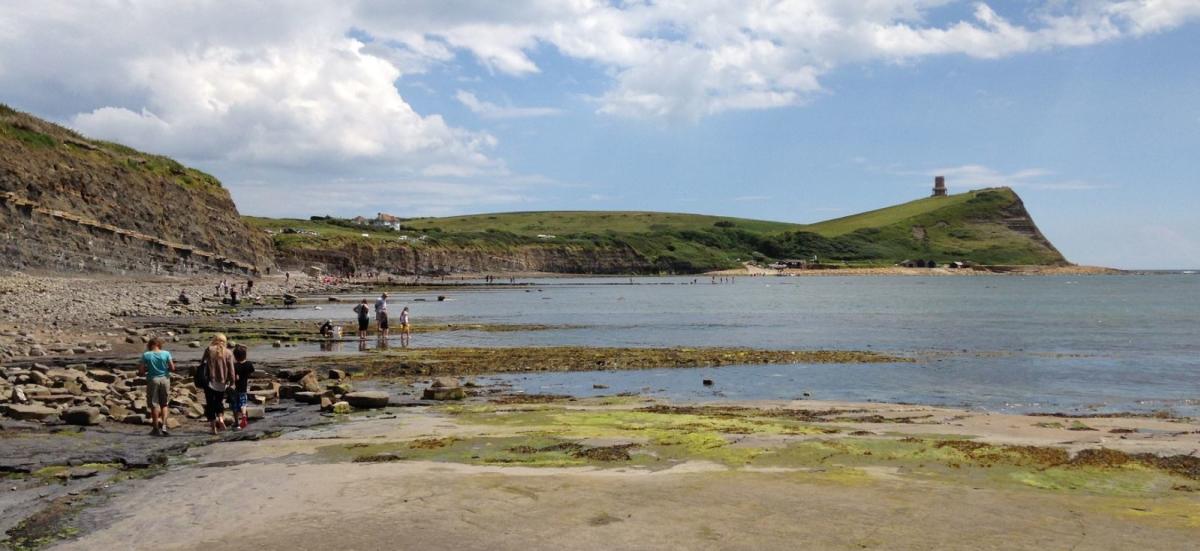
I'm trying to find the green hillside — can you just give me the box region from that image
[252,187,1067,273]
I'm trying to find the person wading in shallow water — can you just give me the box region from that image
[139,337,175,436]
[353,299,370,340]
[398,306,411,347]
[375,292,389,338]
[198,334,235,435]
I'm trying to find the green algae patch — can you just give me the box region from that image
[1009,465,1175,496]
[328,346,907,379]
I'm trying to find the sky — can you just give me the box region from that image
[1,1,1198,269]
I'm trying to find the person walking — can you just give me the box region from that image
[139,337,175,436]
[231,345,254,430]
[398,306,411,347]
[198,334,235,435]
[375,292,389,338]
[353,299,371,340]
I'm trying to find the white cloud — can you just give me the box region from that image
[354,0,1200,121]
[0,1,1196,217]
[455,90,562,119]
[925,164,1113,191]
[0,1,499,179]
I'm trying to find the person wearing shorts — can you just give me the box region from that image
[139,337,175,436]
[398,306,411,347]
[354,299,370,339]
[231,345,254,430]
[375,292,389,337]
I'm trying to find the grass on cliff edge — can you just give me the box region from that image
[248,187,1066,270]
[0,103,223,194]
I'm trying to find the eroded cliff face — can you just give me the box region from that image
[0,107,273,274]
[996,194,1066,263]
[277,243,657,275]
[279,243,657,275]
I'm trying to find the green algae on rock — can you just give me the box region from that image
[327,346,907,378]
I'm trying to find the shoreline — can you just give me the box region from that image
[26,396,1200,550]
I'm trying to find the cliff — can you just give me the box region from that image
[0,105,273,275]
[253,188,1068,275]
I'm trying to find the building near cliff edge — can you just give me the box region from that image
[932,176,948,197]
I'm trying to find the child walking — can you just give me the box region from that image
[139,337,175,436]
[231,345,255,430]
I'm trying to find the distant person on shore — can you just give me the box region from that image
[231,345,254,431]
[198,334,235,435]
[353,299,370,340]
[177,290,191,305]
[398,306,411,347]
[229,286,239,306]
[285,271,290,283]
[139,337,175,436]
[246,278,254,295]
[375,292,389,337]
[319,319,334,338]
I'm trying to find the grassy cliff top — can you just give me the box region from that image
[0,103,223,194]
[252,187,1067,271]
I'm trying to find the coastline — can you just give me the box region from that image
[2,271,1198,550]
[34,397,1200,550]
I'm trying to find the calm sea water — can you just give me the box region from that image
[255,275,1200,415]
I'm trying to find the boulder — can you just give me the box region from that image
[293,391,322,404]
[2,403,59,421]
[122,413,149,425]
[327,369,348,380]
[430,377,461,389]
[278,383,302,399]
[319,395,334,411]
[87,369,118,383]
[422,386,466,401]
[62,406,102,426]
[9,387,27,404]
[329,383,353,395]
[298,371,321,393]
[343,391,390,409]
[331,401,352,414]
[244,406,265,420]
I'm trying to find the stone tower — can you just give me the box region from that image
[932,176,947,197]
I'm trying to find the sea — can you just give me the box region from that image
[254,274,1200,416]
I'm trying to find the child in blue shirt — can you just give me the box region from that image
[139,337,175,436]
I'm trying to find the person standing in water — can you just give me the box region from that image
[139,337,175,436]
[375,292,389,338]
[353,299,370,340]
[398,306,411,347]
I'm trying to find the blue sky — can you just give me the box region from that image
[2,1,1198,268]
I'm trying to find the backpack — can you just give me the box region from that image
[194,350,210,389]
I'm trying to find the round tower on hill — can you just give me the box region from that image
[932,176,947,197]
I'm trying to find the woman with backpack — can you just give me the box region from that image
[196,334,236,435]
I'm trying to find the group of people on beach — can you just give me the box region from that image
[216,278,256,305]
[351,292,411,346]
[138,333,256,436]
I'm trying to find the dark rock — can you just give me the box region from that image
[422,387,466,401]
[344,391,390,408]
[62,406,102,426]
[293,391,322,404]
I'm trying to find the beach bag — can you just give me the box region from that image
[194,351,209,389]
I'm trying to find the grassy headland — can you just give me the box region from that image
[250,187,1067,273]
